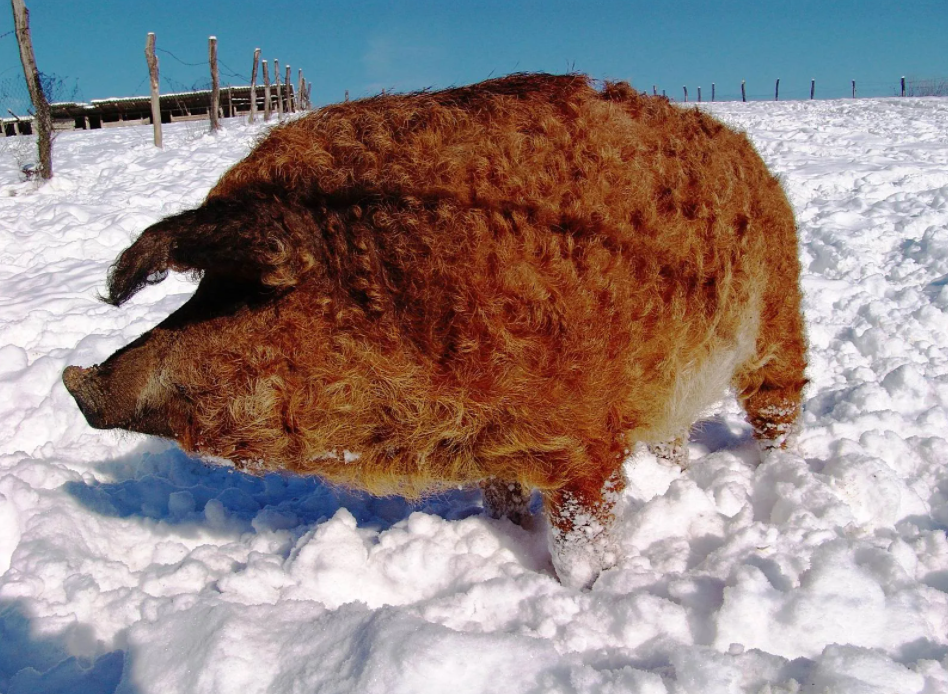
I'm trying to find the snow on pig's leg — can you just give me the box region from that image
[545,462,625,590]
[648,433,690,468]
[734,229,809,452]
[732,177,809,453]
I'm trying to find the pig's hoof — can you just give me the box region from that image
[480,478,531,526]
[648,435,689,469]
[549,526,618,590]
[755,427,799,461]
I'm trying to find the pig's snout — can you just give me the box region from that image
[64,356,178,439]
[63,365,111,429]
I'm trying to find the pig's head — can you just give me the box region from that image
[63,272,284,442]
[62,191,358,467]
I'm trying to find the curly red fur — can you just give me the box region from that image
[70,73,807,586]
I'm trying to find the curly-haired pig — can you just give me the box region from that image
[63,73,807,588]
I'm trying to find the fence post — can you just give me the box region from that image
[901,76,905,97]
[262,60,271,121]
[11,0,52,178]
[298,68,304,110]
[775,78,779,101]
[652,85,657,96]
[274,59,283,117]
[697,86,701,103]
[285,65,293,113]
[741,80,746,102]
[145,33,162,147]
[249,48,260,123]
[208,36,220,131]
[683,86,688,102]
[810,79,815,100]
[712,83,715,102]
[852,80,856,98]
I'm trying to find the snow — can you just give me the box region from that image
[1,97,948,693]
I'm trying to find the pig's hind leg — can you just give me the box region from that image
[734,283,808,452]
[480,478,531,526]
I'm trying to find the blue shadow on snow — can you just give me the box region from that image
[0,599,134,694]
[64,444,486,536]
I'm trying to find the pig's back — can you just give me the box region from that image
[212,74,795,442]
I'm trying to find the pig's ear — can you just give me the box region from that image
[104,195,317,305]
[104,224,175,306]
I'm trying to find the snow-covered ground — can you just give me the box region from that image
[1,96,948,694]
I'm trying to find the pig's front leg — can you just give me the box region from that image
[545,468,625,589]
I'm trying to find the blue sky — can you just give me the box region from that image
[1,0,946,113]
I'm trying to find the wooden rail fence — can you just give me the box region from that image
[2,34,311,138]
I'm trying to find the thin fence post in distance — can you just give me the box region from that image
[297,68,304,111]
[652,85,657,96]
[775,78,779,101]
[741,80,746,102]
[683,86,688,102]
[852,80,856,98]
[285,65,292,113]
[274,59,283,117]
[208,36,220,131]
[712,83,715,102]
[249,48,260,123]
[810,79,815,100]
[697,86,701,103]
[262,60,271,121]
[145,33,161,147]
[901,76,905,97]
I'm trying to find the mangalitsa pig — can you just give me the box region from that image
[64,73,807,588]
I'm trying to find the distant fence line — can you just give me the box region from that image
[1,71,945,138]
[0,82,304,137]
[1,36,312,138]
[655,76,947,103]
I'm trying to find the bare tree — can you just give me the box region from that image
[10,0,52,179]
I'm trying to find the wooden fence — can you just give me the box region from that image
[3,34,311,138]
[2,85,293,136]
